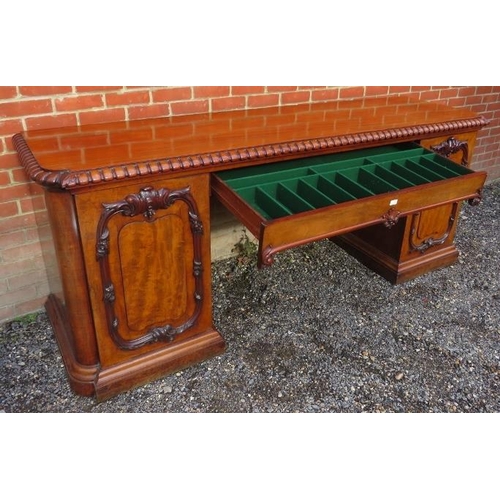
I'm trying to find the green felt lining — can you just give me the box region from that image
[216,144,472,220]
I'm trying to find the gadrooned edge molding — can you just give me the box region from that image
[12,117,490,191]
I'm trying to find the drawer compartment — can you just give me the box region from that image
[212,144,486,267]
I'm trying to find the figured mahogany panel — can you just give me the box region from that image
[118,214,188,330]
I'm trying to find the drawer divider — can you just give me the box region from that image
[255,187,292,218]
[316,175,356,203]
[276,182,315,214]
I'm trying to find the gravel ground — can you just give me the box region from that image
[1,181,499,413]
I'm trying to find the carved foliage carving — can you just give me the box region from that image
[431,137,469,167]
[381,208,402,228]
[96,186,204,350]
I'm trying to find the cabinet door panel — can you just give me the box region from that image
[76,174,212,367]
[406,203,458,255]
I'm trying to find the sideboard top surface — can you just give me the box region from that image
[13,95,489,190]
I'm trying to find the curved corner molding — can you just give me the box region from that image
[431,136,469,167]
[96,185,204,350]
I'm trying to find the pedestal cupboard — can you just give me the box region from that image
[13,96,489,399]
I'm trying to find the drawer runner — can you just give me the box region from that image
[211,144,486,267]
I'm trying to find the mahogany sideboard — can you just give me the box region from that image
[12,96,489,400]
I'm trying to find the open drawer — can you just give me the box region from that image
[211,143,486,267]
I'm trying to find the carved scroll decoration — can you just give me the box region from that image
[431,137,469,167]
[468,189,483,206]
[409,203,459,253]
[96,186,204,350]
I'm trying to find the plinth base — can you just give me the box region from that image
[45,294,226,401]
[334,233,459,285]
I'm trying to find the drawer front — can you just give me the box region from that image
[212,144,486,267]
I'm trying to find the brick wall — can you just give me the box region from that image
[1,86,499,322]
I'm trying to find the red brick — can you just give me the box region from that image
[485,101,500,112]
[476,86,493,95]
[389,86,411,94]
[447,97,467,108]
[0,170,10,187]
[0,118,23,138]
[79,108,126,125]
[410,86,432,92]
[312,89,339,101]
[0,283,38,307]
[0,201,19,217]
[27,223,52,242]
[248,94,280,108]
[75,86,123,92]
[438,88,459,99]
[55,94,104,112]
[458,87,476,96]
[7,268,48,291]
[0,212,37,233]
[0,229,26,249]
[19,86,73,96]
[193,87,230,98]
[0,183,34,203]
[25,113,78,130]
[267,86,297,92]
[0,303,16,321]
[419,91,440,101]
[231,86,266,95]
[0,152,20,169]
[2,240,42,263]
[13,296,47,317]
[212,96,246,112]
[10,168,29,184]
[482,93,500,104]
[0,99,53,118]
[20,195,46,213]
[0,86,18,99]
[469,104,487,113]
[152,88,192,102]
[171,100,209,115]
[365,86,389,96]
[281,91,311,104]
[464,96,483,106]
[0,254,34,279]
[339,87,364,99]
[127,103,170,120]
[105,90,151,107]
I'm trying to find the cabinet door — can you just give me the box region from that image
[75,174,213,368]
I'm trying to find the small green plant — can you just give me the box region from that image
[14,312,39,325]
[233,230,257,263]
